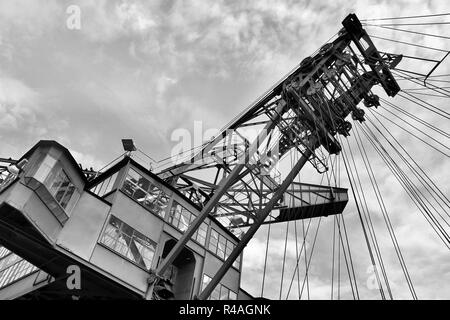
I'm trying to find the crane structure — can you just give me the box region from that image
[3,13,431,301]
[150,13,402,299]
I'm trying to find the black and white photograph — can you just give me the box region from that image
[0,0,448,314]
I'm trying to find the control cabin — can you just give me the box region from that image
[0,141,251,300]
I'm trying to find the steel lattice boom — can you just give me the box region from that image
[152,13,402,300]
[157,14,401,231]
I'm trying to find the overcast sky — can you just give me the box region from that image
[0,0,449,299]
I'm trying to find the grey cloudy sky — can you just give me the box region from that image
[0,0,449,299]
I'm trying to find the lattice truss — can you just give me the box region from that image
[157,14,402,233]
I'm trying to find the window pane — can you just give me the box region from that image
[210,286,220,300]
[46,168,76,211]
[179,208,191,232]
[170,203,200,235]
[122,170,141,197]
[169,205,181,227]
[116,233,131,257]
[100,215,156,270]
[123,169,170,219]
[101,223,118,243]
[220,286,229,300]
[136,176,150,192]
[133,187,147,202]
[202,274,211,291]
[109,215,121,229]
[155,194,169,218]
[60,184,76,209]
[48,170,66,198]
[217,236,226,259]
[127,169,141,184]
[138,243,155,269]
[132,231,155,266]
[196,222,208,245]
[225,241,233,260]
[0,253,20,271]
[0,247,10,259]
[143,191,159,215]
[120,221,134,237]
[229,291,237,300]
[101,233,116,248]
[147,185,160,199]
[54,180,70,202]
[122,178,136,197]
[233,254,241,269]
[209,229,219,253]
[0,258,37,289]
[36,155,57,184]
[127,237,146,268]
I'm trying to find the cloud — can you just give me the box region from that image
[0,76,39,130]
[75,0,160,43]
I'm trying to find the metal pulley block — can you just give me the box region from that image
[335,52,352,67]
[363,94,380,108]
[337,120,352,136]
[322,68,338,80]
[319,43,333,56]
[351,108,365,121]
[299,56,315,72]
[306,81,323,95]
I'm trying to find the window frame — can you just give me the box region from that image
[201,274,238,300]
[99,215,157,271]
[0,250,38,289]
[206,227,242,271]
[207,228,241,270]
[44,166,79,214]
[121,168,170,219]
[169,201,209,246]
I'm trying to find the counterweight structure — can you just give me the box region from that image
[0,14,401,300]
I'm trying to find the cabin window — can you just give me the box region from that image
[202,274,211,290]
[22,153,81,224]
[207,228,241,269]
[122,168,169,219]
[0,247,10,259]
[217,236,226,260]
[29,154,80,214]
[211,285,220,300]
[201,274,237,300]
[220,286,230,300]
[169,201,208,246]
[0,247,37,289]
[100,215,156,270]
[46,169,76,210]
[196,222,208,246]
[39,165,79,214]
[208,229,219,253]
